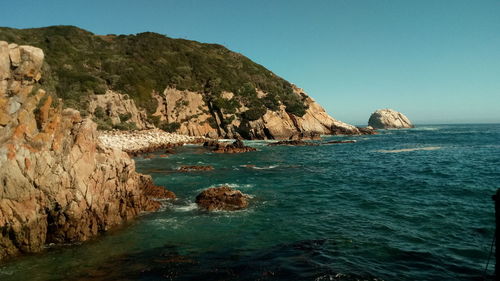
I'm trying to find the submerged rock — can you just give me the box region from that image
[0,41,175,262]
[368,109,414,129]
[178,165,214,172]
[195,186,249,211]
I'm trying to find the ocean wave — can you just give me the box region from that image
[211,183,255,189]
[195,183,255,193]
[173,203,198,212]
[376,146,442,153]
[243,140,280,146]
[240,164,279,170]
[148,217,181,229]
[412,127,441,131]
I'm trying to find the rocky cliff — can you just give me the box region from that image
[368,109,414,129]
[0,41,174,261]
[88,90,152,130]
[152,86,361,139]
[0,26,369,139]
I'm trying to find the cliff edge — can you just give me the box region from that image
[0,41,174,261]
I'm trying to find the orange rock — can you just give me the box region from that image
[0,41,176,263]
[6,143,16,160]
[39,95,52,126]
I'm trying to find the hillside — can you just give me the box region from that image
[0,25,363,139]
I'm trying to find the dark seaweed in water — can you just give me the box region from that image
[73,240,380,281]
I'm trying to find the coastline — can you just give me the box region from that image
[98,129,210,156]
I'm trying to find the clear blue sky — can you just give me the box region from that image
[2,0,499,125]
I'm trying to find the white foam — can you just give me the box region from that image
[173,203,198,212]
[376,146,442,153]
[149,217,181,229]
[252,165,278,170]
[412,127,441,131]
[195,183,255,193]
[206,183,254,189]
[240,164,279,170]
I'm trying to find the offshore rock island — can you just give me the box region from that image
[368,109,414,129]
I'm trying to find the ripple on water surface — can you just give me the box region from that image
[0,124,498,281]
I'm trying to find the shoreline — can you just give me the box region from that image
[98,129,210,156]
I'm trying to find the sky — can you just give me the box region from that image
[1,0,499,125]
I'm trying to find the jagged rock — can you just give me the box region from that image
[151,86,364,140]
[357,126,377,135]
[0,41,175,262]
[178,165,214,172]
[195,186,249,211]
[88,90,152,129]
[205,140,257,154]
[368,109,414,129]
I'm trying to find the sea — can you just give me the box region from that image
[1,124,499,281]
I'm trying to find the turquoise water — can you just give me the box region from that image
[1,124,499,280]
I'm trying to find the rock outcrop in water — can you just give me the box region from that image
[204,139,257,154]
[368,109,414,129]
[195,186,249,211]
[178,165,214,172]
[0,41,174,262]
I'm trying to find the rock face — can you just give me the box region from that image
[0,41,174,261]
[368,109,414,129]
[195,186,249,211]
[153,86,363,140]
[88,90,151,130]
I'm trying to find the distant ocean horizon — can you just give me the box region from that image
[353,122,500,127]
[1,124,498,281]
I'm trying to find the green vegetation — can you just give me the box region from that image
[159,122,181,133]
[113,122,137,131]
[0,25,308,120]
[119,112,132,122]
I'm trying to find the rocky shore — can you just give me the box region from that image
[98,129,207,155]
[0,41,175,262]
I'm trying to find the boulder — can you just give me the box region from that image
[368,109,414,129]
[195,186,249,211]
